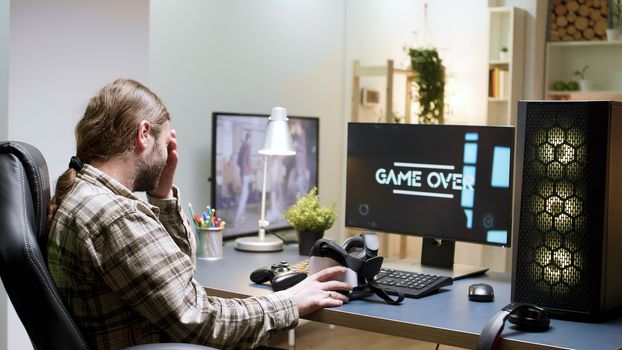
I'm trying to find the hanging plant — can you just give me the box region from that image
[408,48,445,124]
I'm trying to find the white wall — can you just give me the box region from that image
[1,0,9,347]
[149,0,347,239]
[1,0,7,140]
[3,1,150,349]
[9,0,150,181]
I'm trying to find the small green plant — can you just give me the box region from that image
[574,65,589,80]
[501,46,508,53]
[283,187,336,233]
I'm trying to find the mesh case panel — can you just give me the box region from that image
[515,102,607,315]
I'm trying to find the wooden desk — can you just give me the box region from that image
[193,245,622,350]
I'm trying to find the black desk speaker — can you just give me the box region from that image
[513,100,622,320]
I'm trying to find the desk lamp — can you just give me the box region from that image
[235,107,296,252]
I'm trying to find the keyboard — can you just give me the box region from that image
[373,268,453,298]
[291,259,452,299]
[290,259,310,272]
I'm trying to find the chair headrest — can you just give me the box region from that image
[0,141,50,239]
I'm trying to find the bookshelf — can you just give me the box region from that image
[545,40,622,101]
[486,7,526,126]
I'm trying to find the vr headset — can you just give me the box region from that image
[308,232,403,304]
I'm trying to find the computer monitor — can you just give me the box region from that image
[211,112,319,239]
[345,122,515,278]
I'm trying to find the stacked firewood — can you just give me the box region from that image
[550,0,609,41]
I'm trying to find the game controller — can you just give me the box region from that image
[250,260,308,291]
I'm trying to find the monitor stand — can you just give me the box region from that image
[382,238,489,280]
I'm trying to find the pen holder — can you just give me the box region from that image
[195,227,223,260]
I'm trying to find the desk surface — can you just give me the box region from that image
[194,245,622,350]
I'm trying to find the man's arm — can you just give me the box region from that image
[92,211,298,349]
[147,186,196,266]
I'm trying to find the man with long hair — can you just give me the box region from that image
[47,79,350,349]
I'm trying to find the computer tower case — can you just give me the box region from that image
[512,100,622,320]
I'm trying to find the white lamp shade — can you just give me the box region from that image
[259,107,296,156]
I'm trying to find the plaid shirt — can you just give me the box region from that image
[47,165,298,349]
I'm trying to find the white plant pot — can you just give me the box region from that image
[499,51,509,61]
[606,28,620,42]
[579,79,593,92]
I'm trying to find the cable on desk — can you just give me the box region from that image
[267,230,297,245]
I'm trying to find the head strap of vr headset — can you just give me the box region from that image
[311,233,404,305]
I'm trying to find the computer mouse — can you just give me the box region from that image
[468,283,494,302]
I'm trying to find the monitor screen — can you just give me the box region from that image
[345,122,515,247]
[211,112,319,239]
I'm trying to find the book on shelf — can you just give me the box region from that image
[488,67,509,99]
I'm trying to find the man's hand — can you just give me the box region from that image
[286,266,352,316]
[149,129,178,198]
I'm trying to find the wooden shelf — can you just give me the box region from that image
[486,7,526,126]
[547,40,622,47]
[488,60,510,66]
[488,97,509,102]
[546,90,622,100]
[354,64,413,78]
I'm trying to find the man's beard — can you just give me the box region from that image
[134,150,167,192]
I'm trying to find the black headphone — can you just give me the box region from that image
[476,303,550,350]
[342,232,379,260]
[310,232,381,280]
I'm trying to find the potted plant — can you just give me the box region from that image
[574,65,592,91]
[499,46,509,61]
[408,47,445,124]
[283,187,336,255]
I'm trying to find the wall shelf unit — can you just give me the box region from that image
[545,40,622,100]
[486,7,526,126]
[351,59,414,123]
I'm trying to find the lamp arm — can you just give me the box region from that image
[259,155,269,240]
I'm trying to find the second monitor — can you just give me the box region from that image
[345,122,515,278]
[211,112,319,239]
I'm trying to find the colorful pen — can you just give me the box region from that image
[208,209,216,227]
[188,203,198,226]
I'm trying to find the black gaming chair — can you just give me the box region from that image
[0,141,211,350]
